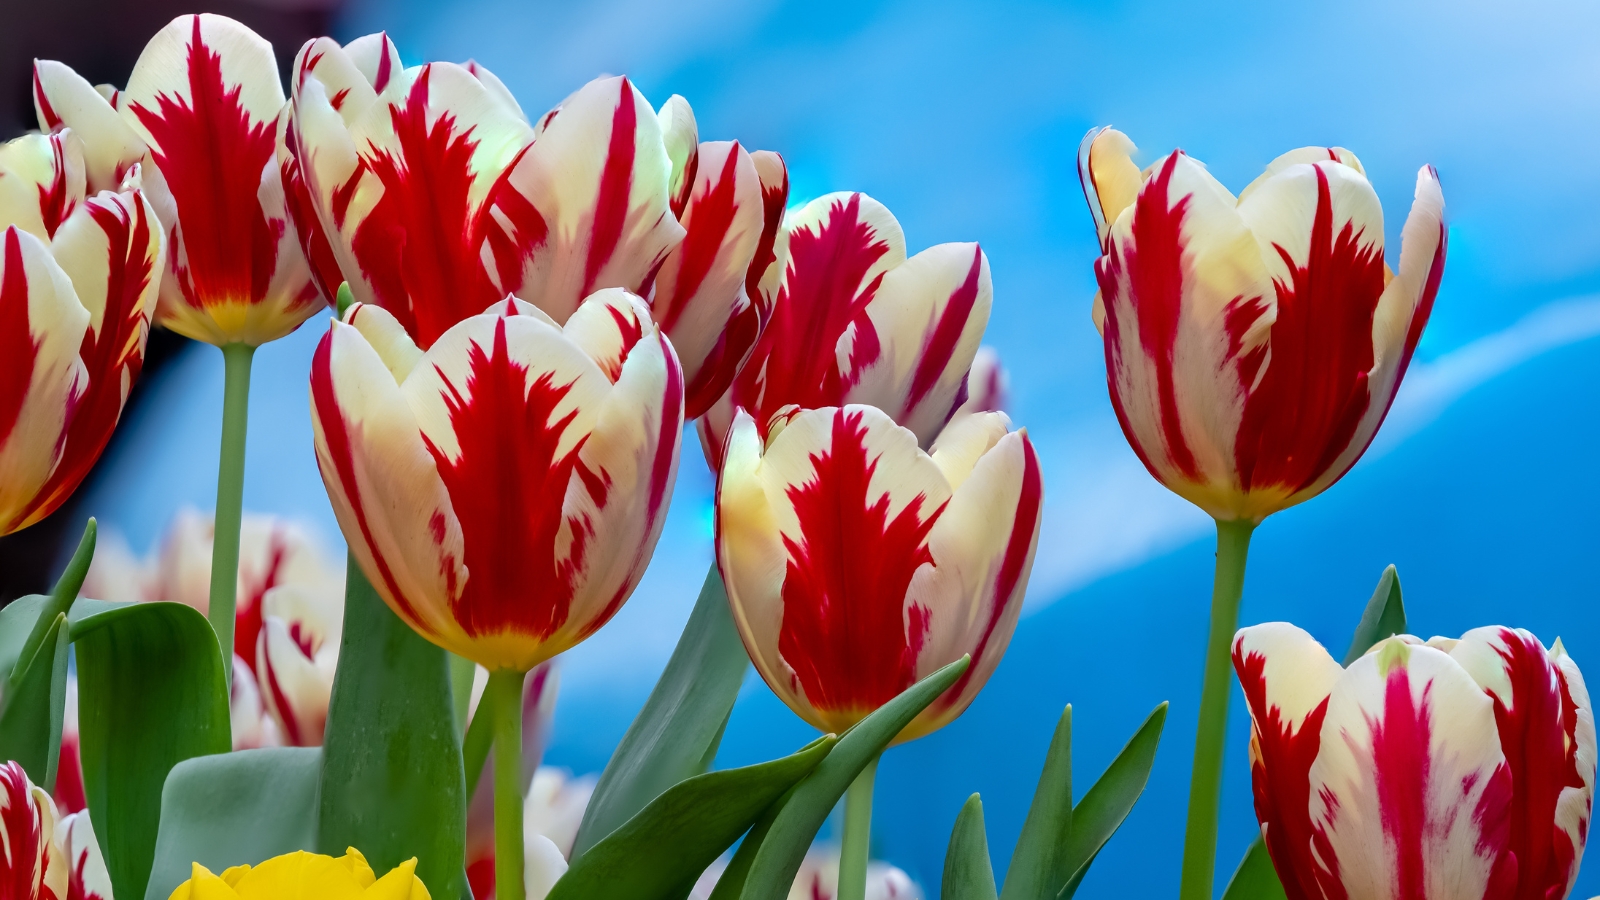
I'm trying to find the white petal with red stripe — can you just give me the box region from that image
[32,60,148,194]
[54,811,111,900]
[1078,127,1142,251]
[0,761,67,900]
[257,583,341,747]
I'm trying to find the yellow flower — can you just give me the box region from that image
[168,848,430,900]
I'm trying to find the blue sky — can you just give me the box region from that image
[73,0,1600,895]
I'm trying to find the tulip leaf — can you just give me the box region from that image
[145,747,322,900]
[1343,565,1406,665]
[548,735,834,900]
[318,557,469,900]
[1000,706,1073,900]
[7,520,94,684]
[943,794,999,900]
[1054,702,1167,900]
[719,655,972,900]
[0,613,70,789]
[572,564,750,859]
[73,599,231,900]
[0,595,49,683]
[1220,837,1287,900]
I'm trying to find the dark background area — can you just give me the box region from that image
[0,0,341,603]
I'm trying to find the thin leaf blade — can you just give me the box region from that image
[1220,837,1287,900]
[999,706,1072,900]
[1056,702,1168,899]
[1343,565,1405,666]
[0,613,69,788]
[943,794,999,900]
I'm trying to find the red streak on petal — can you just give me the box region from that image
[423,317,590,639]
[733,193,888,436]
[1484,630,1587,900]
[659,144,742,334]
[33,68,63,131]
[36,135,77,239]
[581,78,639,297]
[1234,165,1387,495]
[480,143,549,302]
[1398,213,1448,382]
[374,35,395,93]
[20,196,157,527]
[233,530,288,674]
[776,409,944,719]
[280,123,344,306]
[130,16,280,311]
[1234,645,1333,900]
[744,154,788,309]
[0,761,59,900]
[310,330,428,628]
[904,244,983,415]
[0,229,44,453]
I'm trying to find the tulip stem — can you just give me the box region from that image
[1179,517,1255,900]
[489,668,527,900]
[208,342,255,693]
[838,753,879,900]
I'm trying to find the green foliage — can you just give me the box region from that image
[714,656,972,900]
[1000,708,1073,900]
[1055,703,1167,899]
[1343,565,1406,665]
[317,558,470,900]
[1221,838,1287,900]
[548,736,834,900]
[573,565,749,859]
[145,748,322,900]
[73,600,231,900]
[943,795,999,900]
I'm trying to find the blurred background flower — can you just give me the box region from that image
[5,0,1600,896]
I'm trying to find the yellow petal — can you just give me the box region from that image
[340,847,377,888]
[169,862,241,900]
[221,865,252,887]
[233,850,365,900]
[363,858,431,900]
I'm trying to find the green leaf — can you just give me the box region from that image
[0,595,49,682]
[73,600,231,900]
[726,655,972,900]
[449,652,476,739]
[1220,837,1287,900]
[548,736,834,900]
[317,557,469,900]
[1000,706,1072,900]
[9,519,94,683]
[0,613,69,788]
[943,794,999,900]
[572,564,750,859]
[145,747,322,900]
[1055,703,1168,900]
[1343,565,1406,665]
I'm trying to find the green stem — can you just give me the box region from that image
[838,753,879,900]
[1179,518,1255,900]
[208,342,255,693]
[489,669,526,900]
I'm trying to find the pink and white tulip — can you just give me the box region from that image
[717,405,1040,740]
[1079,129,1446,523]
[0,128,163,534]
[35,15,321,347]
[1233,623,1595,900]
[309,292,682,672]
[702,192,991,465]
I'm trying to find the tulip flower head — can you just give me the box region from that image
[701,192,992,465]
[1079,129,1446,523]
[0,129,164,534]
[54,811,112,900]
[34,14,321,347]
[717,404,1041,741]
[1,761,67,900]
[167,849,429,900]
[1233,623,1595,900]
[310,291,683,672]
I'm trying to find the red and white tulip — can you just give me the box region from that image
[0,761,68,900]
[54,811,112,900]
[0,128,164,534]
[35,14,321,347]
[309,291,683,672]
[717,404,1041,740]
[256,583,343,747]
[702,192,991,466]
[1233,623,1595,900]
[1079,129,1446,523]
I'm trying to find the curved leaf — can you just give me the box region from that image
[943,794,999,900]
[1056,703,1167,900]
[0,614,69,787]
[317,558,469,900]
[1000,706,1072,900]
[73,600,231,900]
[1343,565,1406,665]
[1220,837,1287,900]
[573,564,749,859]
[724,656,972,900]
[145,747,322,900]
[549,736,834,900]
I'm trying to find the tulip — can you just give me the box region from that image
[37,14,330,692]
[229,656,284,751]
[1079,128,1448,899]
[1233,623,1595,900]
[55,677,85,815]
[0,129,164,535]
[257,583,343,746]
[717,404,1040,741]
[310,291,682,900]
[0,760,66,900]
[690,850,921,900]
[55,811,112,900]
[167,849,429,900]
[700,192,991,466]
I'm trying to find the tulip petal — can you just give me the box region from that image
[0,226,89,534]
[277,106,344,306]
[657,94,699,217]
[1308,639,1514,900]
[32,61,147,194]
[1078,126,1142,251]
[461,60,529,124]
[1237,146,1367,206]
[0,761,67,900]
[258,585,341,747]
[345,301,424,383]
[292,37,380,125]
[54,811,112,900]
[501,75,684,324]
[745,149,789,311]
[343,33,403,95]
[849,241,991,446]
[562,287,653,384]
[0,131,85,242]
